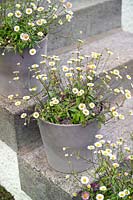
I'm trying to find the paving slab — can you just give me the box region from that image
[48,0,121,51]
[52,30,133,75]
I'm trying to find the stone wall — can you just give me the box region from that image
[122,0,133,33]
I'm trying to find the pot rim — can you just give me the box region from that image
[0,34,48,51]
[39,118,97,127]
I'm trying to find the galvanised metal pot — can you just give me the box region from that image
[38,119,99,173]
[0,36,48,96]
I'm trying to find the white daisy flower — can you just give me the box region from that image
[72,88,78,94]
[66,14,73,22]
[124,189,130,196]
[99,186,107,191]
[23,96,30,100]
[81,176,89,185]
[78,103,86,111]
[87,83,94,87]
[83,109,89,116]
[87,145,95,150]
[8,95,14,100]
[30,3,37,10]
[15,101,21,106]
[8,12,13,17]
[29,49,37,55]
[16,4,21,8]
[89,102,95,109]
[29,87,37,92]
[31,64,39,69]
[109,154,116,160]
[77,90,84,96]
[15,10,22,18]
[21,113,27,119]
[36,19,47,26]
[65,2,72,9]
[37,32,44,37]
[53,99,59,105]
[95,134,103,139]
[126,75,131,80]
[49,61,55,66]
[96,194,104,200]
[112,163,119,168]
[33,112,39,119]
[14,26,20,32]
[62,66,69,72]
[26,8,32,15]
[65,73,73,77]
[94,142,102,148]
[20,33,30,41]
[125,92,131,99]
[118,191,125,198]
[37,7,44,12]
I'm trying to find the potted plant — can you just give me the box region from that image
[72,134,133,200]
[0,0,73,96]
[18,42,132,173]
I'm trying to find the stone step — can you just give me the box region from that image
[18,98,133,200]
[0,29,133,153]
[48,0,121,51]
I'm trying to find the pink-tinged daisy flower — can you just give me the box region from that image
[81,191,90,200]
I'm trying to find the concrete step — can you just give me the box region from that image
[48,0,121,51]
[0,29,133,153]
[0,98,42,152]
[18,98,133,200]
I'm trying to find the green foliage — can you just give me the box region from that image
[0,0,73,53]
[0,185,15,200]
[72,136,133,200]
[17,42,132,126]
[23,46,132,126]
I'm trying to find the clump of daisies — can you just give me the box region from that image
[72,134,133,200]
[17,40,132,126]
[0,0,73,53]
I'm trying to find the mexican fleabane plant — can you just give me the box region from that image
[0,0,73,53]
[14,40,132,126]
[71,134,133,200]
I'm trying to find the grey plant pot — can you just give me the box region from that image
[0,36,48,97]
[38,119,99,173]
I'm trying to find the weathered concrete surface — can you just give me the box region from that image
[0,140,32,200]
[0,30,133,152]
[48,0,121,51]
[52,30,133,74]
[0,97,42,152]
[122,0,133,33]
[18,157,72,200]
[18,97,133,199]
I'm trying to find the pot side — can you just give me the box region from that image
[38,119,99,173]
[0,36,48,96]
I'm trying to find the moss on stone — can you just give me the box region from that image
[0,185,15,200]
